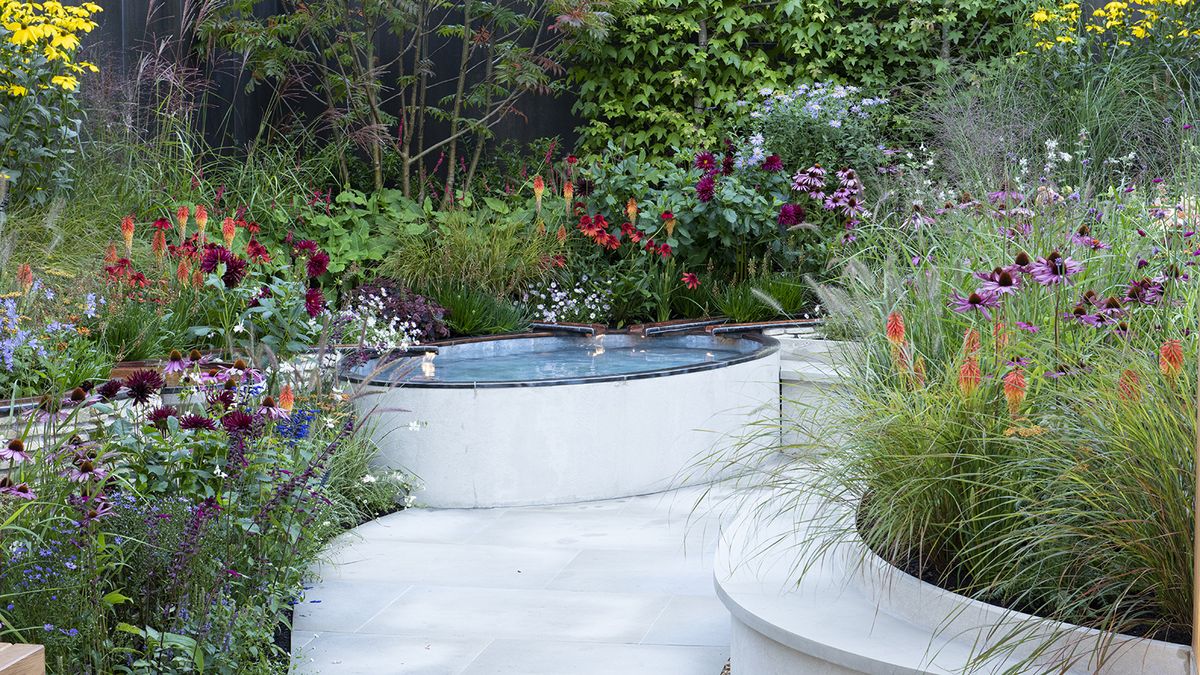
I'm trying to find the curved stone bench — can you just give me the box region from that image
[715,495,1191,674]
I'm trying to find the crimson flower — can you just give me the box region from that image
[681,272,700,290]
[305,287,326,317]
[307,250,331,277]
[246,239,271,263]
[762,154,784,172]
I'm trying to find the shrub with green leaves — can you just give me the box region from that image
[568,0,1035,156]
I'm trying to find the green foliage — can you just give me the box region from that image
[426,281,529,336]
[382,208,564,297]
[568,0,1035,155]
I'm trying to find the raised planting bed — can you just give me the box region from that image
[715,490,1191,674]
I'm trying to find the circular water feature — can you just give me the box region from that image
[343,333,780,507]
[343,333,770,387]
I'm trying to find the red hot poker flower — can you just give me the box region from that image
[1160,339,1184,378]
[958,356,981,397]
[1003,368,1026,415]
[885,312,905,346]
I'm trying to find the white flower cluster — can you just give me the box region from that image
[524,277,614,324]
[337,289,419,350]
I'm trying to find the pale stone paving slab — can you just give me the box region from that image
[291,486,734,674]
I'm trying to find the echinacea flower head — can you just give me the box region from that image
[259,396,289,420]
[163,350,188,375]
[1013,251,1033,273]
[981,269,1020,295]
[1160,339,1184,377]
[1125,277,1164,305]
[1030,251,1082,286]
[1003,368,1026,415]
[0,438,29,463]
[120,215,135,255]
[949,290,1000,320]
[885,312,905,346]
[0,478,35,500]
[124,369,164,406]
[958,356,981,397]
[680,272,700,290]
[65,457,106,483]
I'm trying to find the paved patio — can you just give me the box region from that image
[290,486,732,674]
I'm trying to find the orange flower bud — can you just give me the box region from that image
[221,217,236,247]
[1118,368,1142,402]
[16,263,33,293]
[152,230,167,261]
[564,181,574,212]
[104,243,119,264]
[278,385,294,411]
[1003,368,1026,415]
[958,356,981,397]
[556,225,567,243]
[885,311,905,346]
[993,321,1008,353]
[176,205,190,240]
[195,205,208,240]
[176,258,192,287]
[533,175,545,212]
[625,197,638,223]
[120,214,135,256]
[1160,339,1183,378]
[963,329,981,355]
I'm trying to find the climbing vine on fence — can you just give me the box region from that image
[568,0,1036,156]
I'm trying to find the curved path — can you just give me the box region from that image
[290,486,732,674]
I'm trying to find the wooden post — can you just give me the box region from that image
[0,643,44,675]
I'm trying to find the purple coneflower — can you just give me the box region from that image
[980,269,1020,295]
[1015,321,1039,334]
[948,289,1001,320]
[1030,251,1083,286]
[0,439,29,463]
[0,479,35,500]
[163,350,188,375]
[259,396,289,420]
[64,458,106,483]
[1125,277,1164,305]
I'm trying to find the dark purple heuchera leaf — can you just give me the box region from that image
[343,279,450,342]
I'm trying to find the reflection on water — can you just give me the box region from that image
[377,337,751,384]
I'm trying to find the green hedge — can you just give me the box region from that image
[569,0,1037,155]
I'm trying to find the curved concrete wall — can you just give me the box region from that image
[352,342,781,508]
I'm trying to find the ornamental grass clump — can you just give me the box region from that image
[755,179,1200,668]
